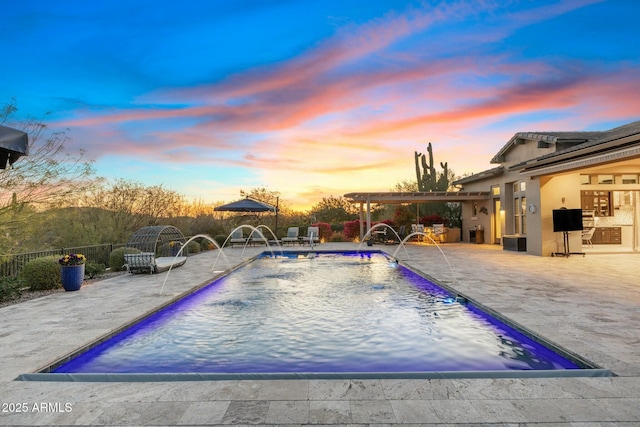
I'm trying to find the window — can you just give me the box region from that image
[513,181,526,235]
[513,199,520,235]
[580,175,591,185]
[622,174,638,184]
[597,174,614,184]
[521,197,527,235]
[492,186,500,196]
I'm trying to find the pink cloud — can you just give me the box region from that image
[45,0,640,211]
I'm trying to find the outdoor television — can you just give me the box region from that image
[553,209,583,232]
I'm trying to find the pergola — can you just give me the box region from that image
[343,191,491,239]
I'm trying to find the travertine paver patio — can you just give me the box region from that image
[1,242,639,426]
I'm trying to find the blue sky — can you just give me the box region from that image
[2,0,639,210]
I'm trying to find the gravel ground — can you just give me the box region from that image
[0,270,126,309]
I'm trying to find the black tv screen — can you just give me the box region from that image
[553,209,583,232]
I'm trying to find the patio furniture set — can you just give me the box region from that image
[230,226,320,247]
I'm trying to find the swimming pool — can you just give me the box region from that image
[25,250,609,380]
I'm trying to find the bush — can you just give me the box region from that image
[85,262,106,279]
[342,220,361,241]
[109,247,141,271]
[187,241,201,254]
[214,234,228,247]
[420,214,447,226]
[21,256,61,291]
[329,232,347,242]
[0,276,25,303]
[330,223,343,233]
[200,239,216,251]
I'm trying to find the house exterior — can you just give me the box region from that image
[453,121,640,256]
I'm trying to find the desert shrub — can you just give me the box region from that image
[109,247,141,271]
[157,243,170,257]
[187,241,201,254]
[0,276,25,303]
[420,214,447,226]
[330,223,343,233]
[214,235,228,247]
[329,232,347,242]
[85,262,106,279]
[21,256,61,291]
[343,220,363,240]
[200,239,216,251]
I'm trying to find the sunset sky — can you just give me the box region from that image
[2,0,639,210]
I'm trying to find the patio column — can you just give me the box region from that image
[366,195,371,238]
[359,202,364,241]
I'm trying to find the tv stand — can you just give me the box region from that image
[552,231,585,257]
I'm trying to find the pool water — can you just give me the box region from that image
[53,251,583,376]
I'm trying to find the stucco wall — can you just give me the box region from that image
[522,177,542,255]
[503,140,555,168]
[459,181,492,243]
[540,174,582,256]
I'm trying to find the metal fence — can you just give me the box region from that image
[0,243,127,278]
[0,236,208,278]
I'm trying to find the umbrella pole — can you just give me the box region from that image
[275,197,279,237]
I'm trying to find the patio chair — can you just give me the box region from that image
[281,227,300,245]
[411,224,425,242]
[398,225,407,240]
[229,229,247,247]
[301,226,320,245]
[433,223,447,243]
[582,227,596,247]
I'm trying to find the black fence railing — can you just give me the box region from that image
[0,236,209,278]
[0,243,127,278]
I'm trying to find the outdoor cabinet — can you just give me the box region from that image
[469,228,484,244]
[503,235,526,251]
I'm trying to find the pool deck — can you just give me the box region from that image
[1,242,639,425]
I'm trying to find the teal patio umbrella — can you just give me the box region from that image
[0,125,29,169]
[214,197,279,233]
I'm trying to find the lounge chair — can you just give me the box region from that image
[229,229,247,247]
[301,226,320,246]
[281,227,300,245]
[124,252,157,274]
[248,229,267,246]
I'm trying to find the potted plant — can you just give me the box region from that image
[169,241,182,257]
[59,253,86,291]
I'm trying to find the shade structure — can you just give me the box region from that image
[126,225,187,257]
[214,197,278,213]
[0,125,29,169]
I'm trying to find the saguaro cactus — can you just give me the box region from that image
[415,142,449,192]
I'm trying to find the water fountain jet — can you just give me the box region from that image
[160,234,231,296]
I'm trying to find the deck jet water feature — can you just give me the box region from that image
[239,224,284,259]
[159,234,231,296]
[309,230,316,249]
[160,225,285,296]
[392,231,459,288]
[356,223,410,260]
